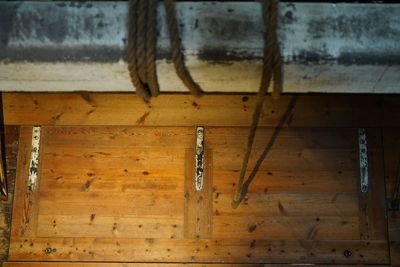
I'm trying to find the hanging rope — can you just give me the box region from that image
[232,0,283,208]
[146,0,160,97]
[164,0,204,97]
[127,0,203,100]
[389,154,400,210]
[127,0,151,100]
[127,0,284,208]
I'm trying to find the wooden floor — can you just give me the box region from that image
[1,93,399,265]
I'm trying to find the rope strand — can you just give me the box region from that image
[136,0,149,85]
[146,0,160,97]
[232,0,283,208]
[164,0,204,97]
[127,0,151,100]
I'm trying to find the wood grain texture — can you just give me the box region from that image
[209,127,360,241]
[10,126,40,239]
[184,148,213,239]
[383,128,400,265]
[1,263,391,267]
[2,93,386,127]
[3,263,267,267]
[8,126,390,263]
[358,128,387,240]
[8,237,388,264]
[0,126,20,261]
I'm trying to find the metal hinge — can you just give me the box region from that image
[358,128,368,193]
[195,126,205,191]
[28,126,41,191]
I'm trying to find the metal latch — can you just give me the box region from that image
[358,128,368,193]
[195,126,205,191]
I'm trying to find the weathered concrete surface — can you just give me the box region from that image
[0,2,399,93]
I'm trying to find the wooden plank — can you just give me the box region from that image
[41,126,195,148]
[38,192,184,216]
[2,93,385,127]
[213,170,357,194]
[358,128,388,240]
[3,263,267,267]
[382,128,400,265]
[39,169,183,193]
[8,238,389,264]
[2,2,399,67]
[0,126,20,261]
[1,263,391,267]
[206,127,360,150]
[213,215,359,240]
[384,96,400,127]
[1,2,400,94]
[40,147,185,170]
[212,148,357,171]
[36,215,183,239]
[2,62,399,94]
[10,126,40,238]
[184,148,213,239]
[213,193,358,217]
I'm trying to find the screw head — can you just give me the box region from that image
[44,247,57,254]
[343,249,352,258]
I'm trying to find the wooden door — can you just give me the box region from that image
[9,126,388,264]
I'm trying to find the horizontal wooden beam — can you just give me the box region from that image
[0,2,399,93]
[3,93,397,127]
[9,237,389,263]
[1,263,391,267]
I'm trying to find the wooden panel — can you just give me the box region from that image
[8,126,389,264]
[358,128,387,240]
[184,148,213,239]
[383,128,400,265]
[10,126,189,247]
[10,126,40,238]
[209,127,360,241]
[2,93,385,127]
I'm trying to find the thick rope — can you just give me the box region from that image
[232,0,283,208]
[164,0,204,97]
[136,0,148,85]
[270,0,283,100]
[128,0,203,99]
[146,0,160,97]
[127,0,151,100]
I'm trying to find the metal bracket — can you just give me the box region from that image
[195,126,205,191]
[28,126,41,191]
[358,128,368,193]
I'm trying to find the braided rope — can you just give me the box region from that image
[164,0,204,97]
[136,0,148,85]
[146,0,160,97]
[232,0,283,208]
[270,0,283,100]
[127,0,151,100]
